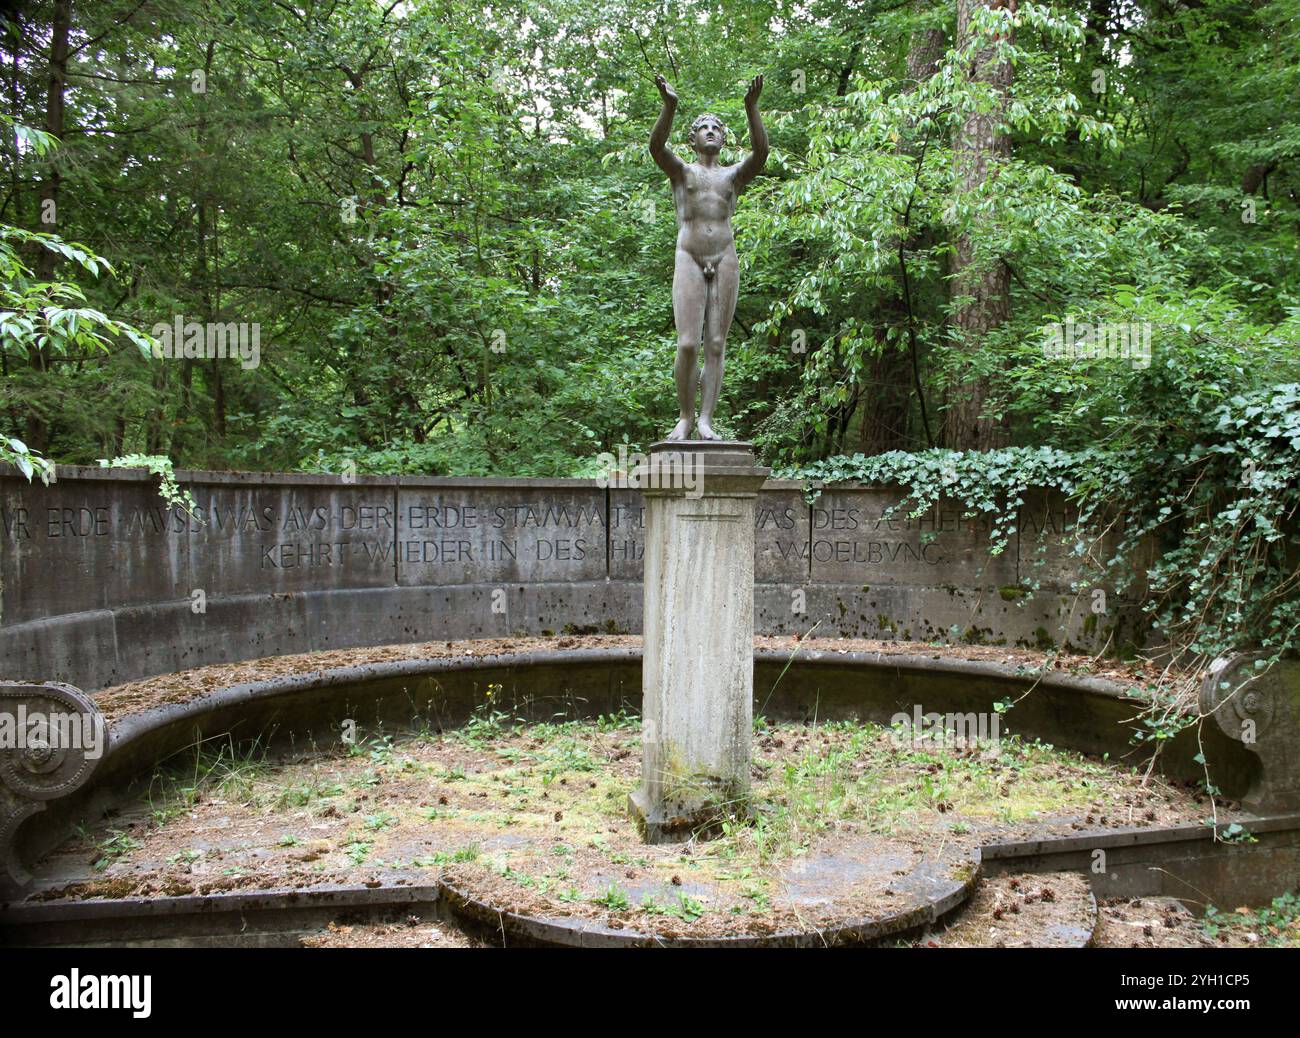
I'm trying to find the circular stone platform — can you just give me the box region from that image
[15,690,1230,948]
[442,836,978,947]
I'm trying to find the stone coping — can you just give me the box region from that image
[88,635,1169,728]
[4,463,1091,496]
[1,461,904,493]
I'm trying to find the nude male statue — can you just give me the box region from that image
[649,73,768,440]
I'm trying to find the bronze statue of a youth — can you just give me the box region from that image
[650,73,768,440]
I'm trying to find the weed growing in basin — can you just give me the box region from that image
[642,890,707,921]
[143,736,270,825]
[595,708,639,733]
[364,811,398,831]
[496,862,549,891]
[92,829,142,871]
[741,882,771,911]
[409,844,480,867]
[592,884,630,911]
[274,778,345,811]
[640,894,669,915]
[540,741,597,782]
[668,893,705,922]
[1204,890,1300,947]
[452,684,514,748]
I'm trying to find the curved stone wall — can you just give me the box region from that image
[0,464,1144,691]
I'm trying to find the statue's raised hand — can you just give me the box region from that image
[655,74,677,105]
[744,74,763,108]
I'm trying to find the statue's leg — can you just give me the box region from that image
[669,248,707,439]
[696,248,739,440]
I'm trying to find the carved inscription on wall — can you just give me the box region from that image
[0,480,398,623]
[397,486,607,585]
[807,491,1018,586]
[2,476,1105,631]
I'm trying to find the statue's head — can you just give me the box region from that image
[688,113,728,155]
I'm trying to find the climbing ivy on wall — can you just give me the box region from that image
[780,383,1300,682]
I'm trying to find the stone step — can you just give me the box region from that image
[916,871,1097,948]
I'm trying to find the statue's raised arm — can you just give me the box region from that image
[732,75,768,193]
[649,74,685,182]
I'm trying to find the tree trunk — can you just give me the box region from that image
[861,12,946,455]
[1241,160,1277,197]
[25,0,71,454]
[858,324,911,453]
[947,0,1014,451]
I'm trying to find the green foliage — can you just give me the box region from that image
[98,455,201,520]
[779,445,1123,552]
[781,380,1300,686]
[0,221,155,479]
[591,884,631,911]
[1204,890,1300,947]
[4,0,1295,477]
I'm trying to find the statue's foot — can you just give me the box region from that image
[667,417,693,440]
[696,417,721,440]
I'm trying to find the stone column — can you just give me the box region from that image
[630,441,769,842]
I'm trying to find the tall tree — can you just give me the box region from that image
[23,0,70,453]
[946,0,1014,451]
[860,7,947,455]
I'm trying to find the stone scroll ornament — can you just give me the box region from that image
[649,73,768,442]
[1199,654,1300,813]
[1,682,105,889]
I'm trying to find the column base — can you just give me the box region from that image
[628,784,752,844]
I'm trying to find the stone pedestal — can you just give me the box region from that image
[629,441,769,842]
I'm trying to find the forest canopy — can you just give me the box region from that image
[2,0,1296,475]
[2,0,1298,667]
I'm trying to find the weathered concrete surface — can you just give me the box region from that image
[808,488,1018,588]
[0,882,449,947]
[630,443,766,840]
[984,814,1300,911]
[767,583,1147,652]
[753,481,812,584]
[0,643,1270,890]
[443,838,978,947]
[1,465,1148,691]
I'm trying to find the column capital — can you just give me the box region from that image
[642,441,769,498]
